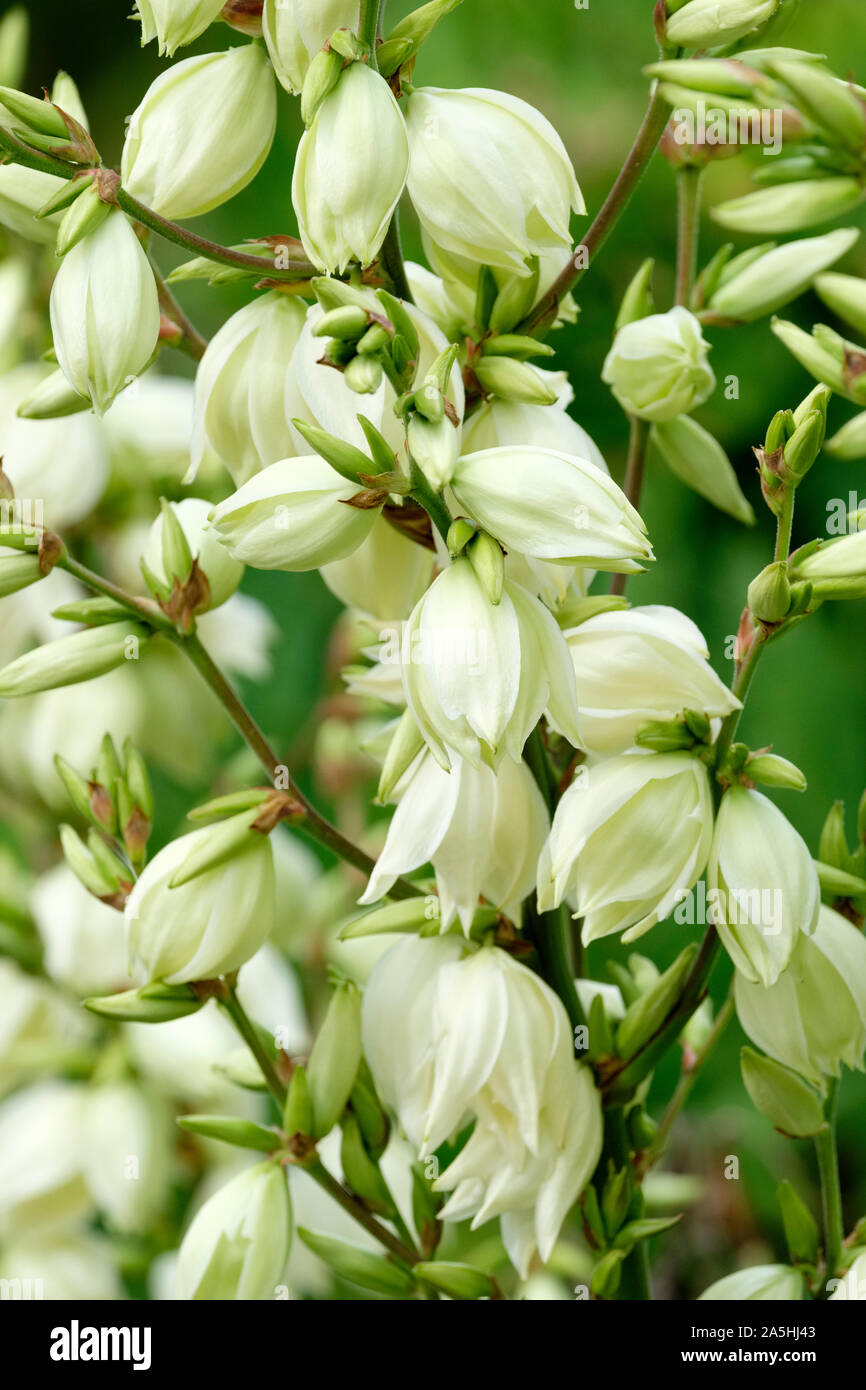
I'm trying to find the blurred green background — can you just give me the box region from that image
[16,0,866,1296]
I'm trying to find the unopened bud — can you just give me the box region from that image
[740,1046,825,1137]
[712,178,864,235]
[312,305,370,341]
[55,180,112,256]
[297,1228,415,1297]
[746,752,806,791]
[467,529,505,605]
[307,981,362,1138]
[748,561,792,621]
[616,258,656,331]
[416,1261,497,1301]
[474,355,557,404]
[85,983,203,1023]
[776,1179,820,1267]
[344,353,383,395]
[0,621,149,698]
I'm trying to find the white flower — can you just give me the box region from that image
[829,1251,866,1301]
[564,605,741,755]
[699,1263,804,1301]
[708,787,820,987]
[0,959,92,1099]
[49,212,161,414]
[538,752,714,944]
[0,365,109,527]
[263,0,359,95]
[177,1161,293,1300]
[405,86,584,274]
[0,1233,123,1300]
[450,445,652,572]
[135,0,225,56]
[190,292,306,487]
[320,518,435,623]
[0,165,66,244]
[0,1082,90,1240]
[209,455,383,572]
[734,905,866,1083]
[121,44,277,219]
[104,372,194,479]
[362,937,602,1276]
[142,496,244,608]
[402,558,581,769]
[360,750,550,931]
[125,823,276,984]
[601,307,715,422]
[81,1083,173,1234]
[293,62,409,274]
[30,862,129,996]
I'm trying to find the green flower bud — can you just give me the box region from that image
[748,561,792,621]
[664,0,781,49]
[635,718,698,752]
[15,367,90,419]
[644,58,769,98]
[482,334,554,362]
[343,353,384,395]
[740,1046,825,1137]
[615,258,656,331]
[467,529,505,606]
[0,83,69,137]
[777,1180,820,1266]
[283,1064,313,1139]
[652,415,755,524]
[416,1261,497,1301]
[790,531,866,599]
[297,1228,415,1297]
[312,305,370,341]
[0,7,28,90]
[339,1114,394,1213]
[178,1162,293,1300]
[0,621,149,698]
[746,753,806,791]
[712,179,864,235]
[489,259,540,334]
[376,710,427,806]
[707,228,859,323]
[84,983,203,1023]
[825,411,866,460]
[58,823,118,899]
[771,318,866,405]
[349,1059,390,1158]
[123,739,154,822]
[814,861,866,898]
[263,0,356,97]
[814,272,866,341]
[177,1114,280,1152]
[0,552,42,597]
[307,981,362,1138]
[591,1249,625,1299]
[474,355,558,405]
[55,181,112,257]
[769,60,866,151]
[819,801,849,869]
[616,944,699,1063]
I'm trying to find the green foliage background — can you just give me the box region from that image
[19,0,866,1295]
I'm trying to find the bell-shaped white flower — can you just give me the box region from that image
[125,823,275,984]
[699,1263,804,1301]
[402,557,581,769]
[0,165,66,244]
[0,959,92,1098]
[49,212,161,414]
[142,496,244,608]
[538,751,714,944]
[564,605,741,755]
[708,787,820,987]
[362,937,602,1276]
[121,44,277,219]
[461,395,607,472]
[177,1161,293,1300]
[450,445,653,572]
[190,292,306,486]
[263,0,359,94]
[30,862,128,996]
[601,306,715,422]
[0,1081,90,1240]
[734,905,866,1083]
[293,62,409,274]
[81,1082,173,1234]
[209,455,383,572]
[360,750,550,931]
[135,0,226,56]
[0,366,109,527]
[405,86,584,274]
[829,1251,866,1301]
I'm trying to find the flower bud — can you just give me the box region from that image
[814,271,866,341]
[142,497,243,608]
[0,621,149,699]
[735,905,866,1084]
[293,62,409,274]
[405,86,583,274]
[708,228,859,323]
[415,1260,497,1301]
[49,211,160,414]
[451,445,653,571]
[474,356,558,405]
[297,1228,415,1297]
[745,752,806,791]
[712,178,864,235]
[178,1161,292,1300]
[262,0,357,96]
[616,257,656,331]
[699,1262,804,1301]
[121,44,277,220]
[0,165,67,244]
[789,530,866,599]
[16,368,89,420]
[539,752,715,944]
[125,822,275,984]
[0,551,42,597]
[55,180,112,257]
[135,0,226,58]
[748,561,792,621]
[664,1,782,49]
[617,944,698,1062]
[0,7,28,90]
[771,317,866,404]
[602,307,715,423]
[344,353,384,394]
[708,787,820,987]
[407,412,460,489]
[740,1046,825,1137]
[210,455,384,572]
[467,529,505,605]
[769,60,866,152]
[776,1179,820,1267]
[307,980,362,1138]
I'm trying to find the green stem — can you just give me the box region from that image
[609,416,651,596]
[151,258,208,362]
[525,897,587,1039]
[604,1107,651,1300]
[815,1080,844,1291]
[408,461,452,542]
[713,627,766,772]
[518,86,673,337]
[219,988,288,1108]
[644,989,735,1169]
[181,633,422,897]
[56,553,173,629]
[674,166,703,308]
[358,0,381,54]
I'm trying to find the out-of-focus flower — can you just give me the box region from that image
[564,605,740,755]
[0,1233,123,1300]
[81,1082,174,1234]
[142,496,244,608]
[0,959,92,1098]
[708,787,820,987]
[735,905,866,1084]
[30,862,128,995]
[699,1263,804,1300]
[360,750,549,930]
[50,212,161,414]
[177,1161,293,1300]
[0,365,109,526]
[320,518,435,624]
[405,86,583,274]
[121,44,277,219]
[190,293,305,487]
[362,937,602,1275]
[0,1081,90,1239]
[602,307,715,422]
[402,558,581,769]
[293,62,408,274]
[538,752,714,943]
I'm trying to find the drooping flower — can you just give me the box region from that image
[177,1162,293,1300]
[601,306,715,422]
